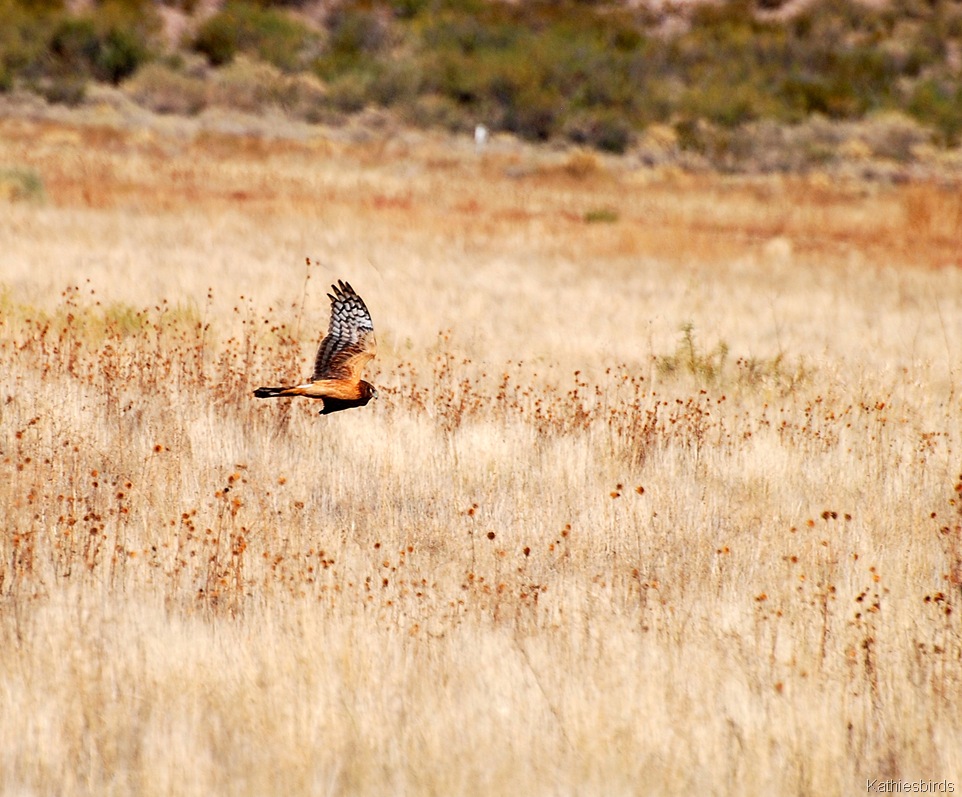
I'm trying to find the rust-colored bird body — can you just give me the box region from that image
[254,280,378,415]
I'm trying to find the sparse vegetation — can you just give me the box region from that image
[2,0,962,166]
[656,322,729,385]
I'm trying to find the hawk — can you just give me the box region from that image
[254,280,378,415]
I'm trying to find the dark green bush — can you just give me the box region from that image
[564,111,634,154]
[312,5,395,84]
[369,59,421,107]
[191,13,237,67]
[44,3,153,85]
[327,7,391,60]
[909,79,962,145]
[192,1,317,72]
[389,0,432,20]
[95,26,147,82]
[0,0,57,79]
[326,71,373,113]
[48,17,100,74]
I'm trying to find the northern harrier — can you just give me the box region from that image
[254,280,378,415]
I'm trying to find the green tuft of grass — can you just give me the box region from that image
[583,207,619,224]
[0,166,45,203]
[657,322,729,385]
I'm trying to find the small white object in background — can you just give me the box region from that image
[474,124,488,151]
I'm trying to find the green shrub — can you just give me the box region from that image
[778,74,835,119]
[326,70,373,113]
[0,166,45,202]
[0,1,49,79]
[563,112,634,154]
[43,3,153,85]
[326,7,391,61]
[368,59,421,107]
[191,13,236,67]
[311,4,397,98]
[192,2,317,73]
[502,89,558,141]
[16,0,62,9]
[95,25,147,83]
[909,79,962,145]
[390,0,433,20]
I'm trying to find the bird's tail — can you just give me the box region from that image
[253,386,294,399]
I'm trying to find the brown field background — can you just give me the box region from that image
[2,106,962,795]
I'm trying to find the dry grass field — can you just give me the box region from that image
[2,105,962,795]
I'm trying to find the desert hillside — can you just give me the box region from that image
[3,0,962,174]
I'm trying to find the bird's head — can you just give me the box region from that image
[361,381,378,403]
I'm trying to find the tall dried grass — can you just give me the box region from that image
[1,114,961,795]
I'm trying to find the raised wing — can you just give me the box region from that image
[311,280,377,382]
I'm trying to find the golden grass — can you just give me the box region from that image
[1,112,962,795]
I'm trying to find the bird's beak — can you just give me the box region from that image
[372,388,379,400]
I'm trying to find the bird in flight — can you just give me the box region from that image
[254,280,378,415]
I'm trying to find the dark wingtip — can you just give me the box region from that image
[330,280,356,303]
